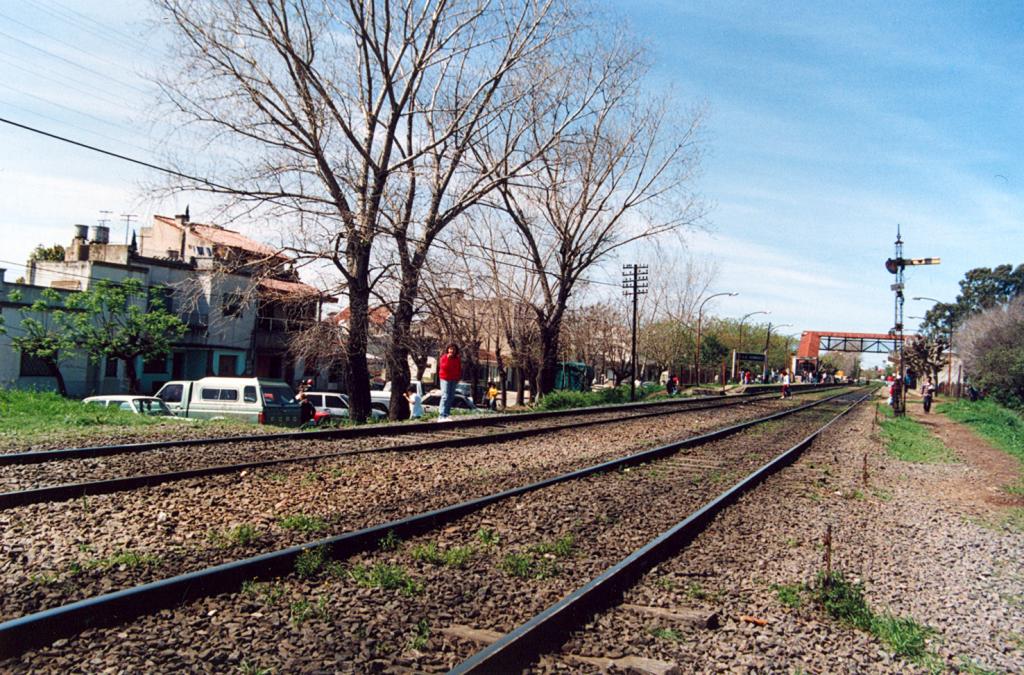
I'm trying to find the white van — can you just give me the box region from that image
[155,377,301,426]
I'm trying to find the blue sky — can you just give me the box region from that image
[1,1,1021,366]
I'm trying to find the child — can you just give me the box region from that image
[406,385,423,420]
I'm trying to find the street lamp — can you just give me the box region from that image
[762,322,791,383]
[695,292,738,385]
[734,310,769,381]
[913,296,954,395]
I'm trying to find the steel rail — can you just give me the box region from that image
[0,388,834,509]
[0,388,860,660]
[0,384,837,466]
[450,389,874,673]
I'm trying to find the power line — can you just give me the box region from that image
[0,28,149,95]
[0,52,131,110]
[25,0,150,52]
[1,116,627,292]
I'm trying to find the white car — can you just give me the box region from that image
[302,392,387,420]
[83,395,188,419]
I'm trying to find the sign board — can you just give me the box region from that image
[735,352,766,362]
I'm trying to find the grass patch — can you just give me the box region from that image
[411,542,474,569]
[279,514,328,534]
[771,582,804,608]
[79,549,161,571]
[938,399,1024,492]
[349,563,422,595]
[530,383,664,412]
[879,414,956,463]
[208,523,260,548]
[0,389,161,440]
[813,571,934,661]
[649,626,683,641]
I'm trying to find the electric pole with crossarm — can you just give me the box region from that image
[622,264,648,402]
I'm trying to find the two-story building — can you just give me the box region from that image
[4,213,330,396]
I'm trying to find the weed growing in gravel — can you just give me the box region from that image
[532,533,574,558]
[410,542,473,569]
[378,529,402,551]
[290,599,313,625]
[872,488,893,502]
[879,415,956,463]
[954,656,998,675]
[410,619,430,651]
[242,579,286,605]
[301,470,322,485]
[267,472,286,483]
[237,660,273,675]
[649,626,683,641]
[655,576,675,591]
[295,547,329,578]
[209,524,261,548]
[813,571,934,661]
[771,582,804,608]
[475,528,500,547]
[29,571,60,586]
[279,514,328,534]
[84,550,160,571]
[842,489,866,500]
[500,534,575,580]
[349,563,421,595]
[684,582,719,602]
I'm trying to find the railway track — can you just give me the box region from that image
[0,387,868,668]
[0,386,836,506]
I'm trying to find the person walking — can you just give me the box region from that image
[437,343,462,421]
[921,377,935,414]
[486,382,499,411]
[780,369,791,399]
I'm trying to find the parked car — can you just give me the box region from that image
[302,391,386,421]
[155,377,301,426]
[420,392,485,415]
[83,395,185,419]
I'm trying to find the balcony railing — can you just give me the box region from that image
[255,316,313,332]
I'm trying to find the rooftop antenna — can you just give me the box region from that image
[98,209,113,227]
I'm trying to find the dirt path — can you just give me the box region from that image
[907,395,1024,510]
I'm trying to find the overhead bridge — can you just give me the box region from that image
[796,331,911,362]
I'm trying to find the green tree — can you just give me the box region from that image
[65,280,186,394]
[921,264,1024,337]
[7,288,77,397]
[28,243,66,263]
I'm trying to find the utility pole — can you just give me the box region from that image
[622,264,648,402]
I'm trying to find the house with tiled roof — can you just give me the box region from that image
[15,214,333,395]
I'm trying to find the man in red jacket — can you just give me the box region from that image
[438,343,462,421]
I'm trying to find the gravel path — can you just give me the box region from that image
[3,396,849,672]
[0,396,806,621]
[541,396,1024,673]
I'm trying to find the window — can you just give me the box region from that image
[104,358,119,377]
[261,385,296,405]
[201,388,239,401]
[119,402,134,411]
[325,395,344,408]
[222,292,244,318]
[143,356,168,374]
[243,386,257,403]
[159,384,183,403]
[19,352,50,376]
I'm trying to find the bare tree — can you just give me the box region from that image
[153,0,581,420]
[487,34,707,394]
